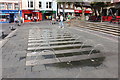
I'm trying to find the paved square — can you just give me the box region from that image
[2,22,118,78]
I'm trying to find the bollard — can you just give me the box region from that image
[9,26,16,31]
[2,32,5,39]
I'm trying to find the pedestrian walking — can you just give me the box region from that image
[34,16,37,22]
[59,14,64,28]
[51,15,56,24]
[67,13,71,21]
[56,16,59,22]
[14,17,18,23]
[66,13,71,26]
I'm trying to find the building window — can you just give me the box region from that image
[0,3,5,10]
[60,4,63,8]
[30,1,33,7]
[28,1,29,7]
[66,4,68,8]
[70,4,73,8]
[49,2,52,8]
[46,2,48,8]
[14,3,18,10]
[28,0,33,8]
[7,3,12,10]
[39,1,41,8]
[46,2,52,8]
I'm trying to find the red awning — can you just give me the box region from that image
[74,10,92,13]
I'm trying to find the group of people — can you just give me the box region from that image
[14,17,23,24]
[31,16,38,22]
[51,13,72,28]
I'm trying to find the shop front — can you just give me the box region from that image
[102,7,120,21]
[41,10,56,20]
[0,10,22,23]
[74,10,92,16]
[22,10,42,22]
[59,9,74,17]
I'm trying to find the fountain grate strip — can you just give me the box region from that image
[27,48,94,56]
[27,44,92,51]
[26,53,104,66]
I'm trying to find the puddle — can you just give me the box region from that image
[47,57,105,68]
[19,56,26,61]
[72,50,100,55]
[42,54,55,59]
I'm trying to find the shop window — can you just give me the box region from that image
[39,1,41,8]
[0,3,5,10]
[14,3,18,10]
[118,10,120,16]
[44,13,52,20]
[108,8,117,16]
[102,9,107,16]
[7,3,12,10]
[24,14,32,20]
[0,15,9,22]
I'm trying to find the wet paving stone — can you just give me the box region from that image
[32,65,46,72]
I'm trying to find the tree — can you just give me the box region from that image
[57,2,73,17]
[57,0,96,21]
[74,2,91,21]
[57,2,66,17]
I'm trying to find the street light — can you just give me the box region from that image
[52,0,56,19]
[18,0,21,26]
[52,0,54,16]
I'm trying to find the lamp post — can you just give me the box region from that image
[18,0,21,26]
[52,0,53,16]
[52,0,55,19]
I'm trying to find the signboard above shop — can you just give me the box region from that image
[41,10,56,13]
[33,11,39,12]
[0,13,9,15]
[59,9,74,12]
[74,10,92,13]
[0,10,22,13]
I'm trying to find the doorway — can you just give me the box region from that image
[9,13,14,23]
